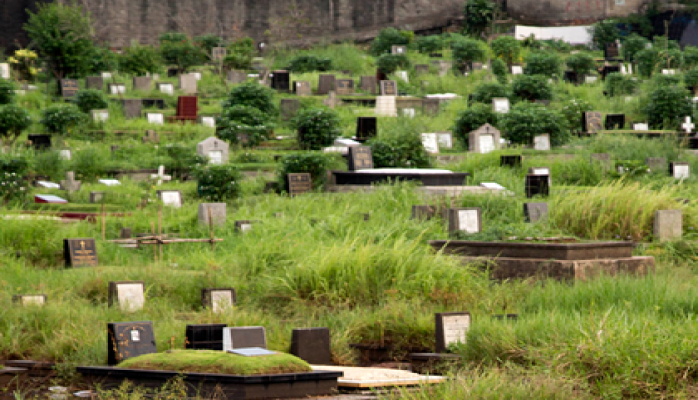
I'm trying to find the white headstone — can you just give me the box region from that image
[99,179,121,186]
[109,84,126,95]
[0,63,10,79]
[479,134,495,153]
[682,117,694,134]
[533,134,551,151]
[436,132,453,149]
[159,190,182,208]
[37,181,61,189]
[91,109,109,123]
[116,283,145,312]
[197,137,229,164]
[159,83,174,95]
[492,98,510,114]
[21,295,46,306]
[458,209,479,233]
[375,96,398,117]
[151,166,172,186]
[585,76,598,84]
[674,164,690,179]
[421,133,439,154]
[101,72,112,79]
[662,69,676,75]
[201,116,215,128]
[511,66,523,75]
[441,314,470,347]
[395,70,409,83]
[402,108,415,118]
[59,149,72,161]
[633,123,649,131]
[211,290,234,313]
[147,113,164,125]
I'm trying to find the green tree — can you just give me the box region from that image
[119,43,162,76]
[0,104,31,146]
[500,102,569,146]
[523,51,561,77]
[491,36,522,66]
[159,32,205,73]
[293,108,342,150]
[222,82,277,116]
[0,78,16,105]
[225,38,255,70]
[622,34,649,63]
[451,38,487,72]
[452,103,498,147]
[370,28,414,56]
[645,86,692,130]
[463,0,498,38]
[588,19,620,50]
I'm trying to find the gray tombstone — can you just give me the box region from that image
[524,203,548,222]
[89,191,105,203]
[468,123,501,154]
[133,76,152,91]
[121,99,142,119]
[359,76,377,94]
[227,70,248,84]
[533,134,551,151]
[198,203,226,226]
[223,326,267,351]
[447,208,482,234]
[335,79,354,95]
[294,81,312,97]
[411,205,437,220]
[380,80,397,96]
[654,210,682,242]
[423,98,441,116]
[323,91,341,109]
[435,312,471,353]
[201,288,236,313]
[179,73,197,94]
[317,75,336,95]
[280,98,301,121]
[391,45,407,54]
[415,64,430,75]
[60,171,81,192]
[646,157,667,173]
[142,130,160,144]
[108,281,145,312]
[86,76,104,90]
[290,328,332,365]
[347,146,374,171]
[196,137,229,164]
[591,153,612,170]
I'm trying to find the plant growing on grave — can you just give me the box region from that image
[463,0,498,37]
[222,82,277,117]
[452,103,498,148]
[368,121,432,169]
[451,38,487,73]
[40,104,85,135]
[275,153,331,192]
[119,43,162,76]
[0,104,31,146]
[287,55,333,73]
[73,89,108,113]
[684,46,698,69]
[224,37,255,70]
[470,82,509,104]
[158,32,205,73]
[369,28,414,56]
[216,105,273,148]
[491,36,522,66]
[159,144,207,178]
[0,78,16,105]
[192,164,242,201]
[523,51,561,77]
[685,69,698,91]
[610,160,650,178]
[0,156,29,203]
[414,35,444,54]
[8,49,38,82]
[194,34,223,58]
[89,45,118,75]
[559,99,592,134]
[491,58,508,84]
[72,147,107,182]
[635,48,661,77]
[500,102,569,146]
[293,107,342,150]
[565,53,596,79]
[659,48,684,70]
[604,73,638,97]
[622,34,649,63]
[511,75,552,102]
[588,19,620,50]
[376,54,411,75]
[645,85,692,130]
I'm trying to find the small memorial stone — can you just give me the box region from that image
[288,173,312,196]
[101,72,112,79]
[157,83,174,95]
[121,99,142,119]
[109,281,145,312]
[59,149,72,161]
[186,323,227,350]
[201,288,236,313]
[421,133,439,154]
[447,208,482,234]
[682,117,695,134]
[375,96,397,117]
[86,76,104,90]
[335,79,354,95]
[13,295,47,306]
[435,312,471,353]
[317,74,336,95]
[60,79,79,98]
[107,321,156,365]
[200,116,215,128]
[157,190,182,208]
[436,132,453,149]
[60,171,81,192]
[604,42,620,60]
[524,203,548,222]
[533,134,551,151]
[142,130,160,144]
[359,76,377,94]
[525,174,550,198]
[280,98,300,121]
[391,45,407,54]
[415,64,430,75]
[633,123,649,131]
[654,210,682,242]
[583,112,603,134]
[147,112,164,125]
[133,76,151,91]
[0,63,9,79]
[422,98,441,116]
[511,65,523,75]
[90,109,109,123]
[64,238,98,267]
[380,80,397,96]
[670,162,690,179]
[197,137,229,164]
[605,114,625,130]
[501,155,522,167]
[323,91,341,109]
[347,146,374,171]
[293,81,312,96]
[35,194,67,203]
[235,220,254,233]
[492,98,510,114]
[291,328,332,365]
[89,191,105,203]
[179,73,197,94]
[646,157,667,172]
[271,70,290,92]
[355,117,377,141]
[469,123,500,154]
[227,70,248,84]
[223,326,267,351]
[198,203,226,226]
[585,76,598,84]
[37,181,61,189]
[108,83,126,95]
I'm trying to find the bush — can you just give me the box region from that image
[73,89,108,113]
[684,46,698,69]
[559,99,592,133]
[293,108,342,150]
[463,0,497,37]
[414,35,443,54]
[192,164,242,201]
[511,75,552,101]
[470,82,509,104]
[287,55,332,73]
[685,69,698,90]
[635,48,660,77]
[0,104,31,146]
[523,51,561,77]
[276,153,331,192]
[452,38,487,72]
[71,148,107,181]
[370,28,414,56]
[160,144,207,178]
[376,54,411,75]
[216,105,273,148]
[194,34,223,57]
[222,82,277,116]
[589,19,619,50]
[491,58,508,84]
[622,34,649,63]
[659,48,683,69]
[89,46,119,74]
[604,73,637,97]
[0,78,16,105]
[500,102,569,146]
[119,44,162,76]
[645,86,692,130]
[159,32,205,73]
[452,103,498,148]
[0,157,29,203]
[565,53,596,77]
[491,36,522,66]
[224,37,255,70]
[369,132,431,169]
[40,104,84,134]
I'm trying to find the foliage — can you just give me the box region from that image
[604,73,638,97]
[622,34,649,63]
[511,75,552,101]
[685,69,698,90]
[0,157,29,202]
[610,160,650,178]
[659,48,683,69]
[89,45,119,74]
[224,37,255,70]
[159,33,205,73]
[376,54,411,75]
[500,102,569,145]
[565,53,596,77]
[216,105,273,148]
[71,148,107,181]
[414,35,444,54]
[369,132,431,169]
[160,144,207,177]
[40,104,84,134]
[293,108,342,150]
[470,82,509,104]
[523,51,561,77]
[24,2,95,79]
[287,55,332,73]
[73,89,108,113]
[463,0,498,37]
[0,104,31,145]
[588,19,619,50]
[635,48,660,77]
[370,28,414,56]
[451,38,487,72]
[452,103,498,148]
[276,152,331,191]
[222,82,277,116]
[684,46,698,69]
[8,49,38,81]
[119,43,162,76]
[194,34,223,57]
[645,85,692,130]
[491,36,522,66]
[192,164,242,201]
[491,58,508,84]
[0,78,16,105]
[558,99,592,133]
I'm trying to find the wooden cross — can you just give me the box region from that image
[683,117,695,134]
[150,166,172,186]
[60,171,81,192]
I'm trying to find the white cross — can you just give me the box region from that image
[683,117,695,134]
[150,165,172,186]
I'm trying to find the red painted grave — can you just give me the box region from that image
[168,96,198,123]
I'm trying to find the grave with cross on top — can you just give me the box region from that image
[60,171,81,192]
[682,117,695,134]
[150,166,172,186]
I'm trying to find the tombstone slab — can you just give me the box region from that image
[359,76,377,94]
[347,146,374,171]
[280,98,301,121]
[335,79,354,95]
[223,326,267,351]
[157,190,182,208]
[198,203,226,226]
[60,171,81,192]
[291,328,332,365]
[421,133,439,154]
[435,312,471,353]
[179,74,197,94]
[654,210,682,242]
[86,76,104,90]
[121,99,142,119]
[584,112,603,134]
[379,80,398,96]
[447,208,482,234]
[646,157,667,173]
[375,96,397,117]
[524,203,548,222]
[533,134,551,151]
[60,79,79,98]
[468,123,500,154]
[317,75,336,95]
[492,98,510,114]
[670,162,690,179]
[89,192,105,204]
[293,81,311,96]
[196,137,229,164]
[201,288,236,313]
[13,294,47,306]
[107,321,156,365]
[186,323,227,350]
[133,76,152,91]
[109,281,145,312]
[288,173,312,196]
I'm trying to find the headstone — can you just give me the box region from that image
[179,73,197,94]
[64,238,98,267]
[288,173,312,196]
[212,47,227,61]
[89,191,104,203]
[670,162,690,179]
[501,155,522,167]
[107,321,156,365]
[191,72,202,81]
[280,98,300,120]
[347,146,374,171]
[271,70,290,92]
[633,123,649,131]
[395,70,409,83]
[108,83,126,95]
[435,312,471,353]
[101,72,112,79]
[431,60,453,77]
[201,288,236,313]
[317,75,336,95]
[411,205,437,220]
[60,171,81,192]
[323,91,341,109]
[157,190,182,208]
[175,96,198,120]
[591,153,612,170]
[654,210,682,242]
[147,113,164,125]
[359,76,377,94]
[492,98,510,114]
[525,174,549,198]
[223,327,267,351]
[290,328,332,365]
[682,117,695,134]
[402,108,415,118]
[421,133,439,154]
[511,65,523,75]
[227,70,248,84]
[0,63,9,79]
[142,130,160,144]
[132,76,151,92]
[121,99,142,119]
[235,220,254,233]
[583,112,603,134]
[436,132,453,149]
[90,109,109,123]
[415,64,430,75]
[605,114,625,130]
[646,157,666,172]
[533,134,551,151]
[422,98,441,116]
[109,281,145,312]
[524,203,548,222]
[13,295,47,306]
[379,80,397,96]
[86,76,104,90]
[447,208,482,234]
[198,203,226,226]
[468,123,500,154]
[37,181,61,189]
[59,149,72,161]
[354,117,377,142]
[294,81,312,96]
[391,45,407,54]
[59,79,79,98]
[662,69,677,75]
[196,137,229,164]
[157,83,174,95]
[375,96,397,117]
[604,42,620,60]
[186,324,227,350]
[335,79,354,95]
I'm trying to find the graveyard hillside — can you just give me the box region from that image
[2,1,698,399]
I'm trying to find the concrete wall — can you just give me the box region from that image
[506,0,670,26]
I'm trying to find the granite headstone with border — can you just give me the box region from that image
[107,321,156,365]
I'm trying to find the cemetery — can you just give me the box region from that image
[0,1,698,398]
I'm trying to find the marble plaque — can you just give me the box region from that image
[674,164,690,179]
[117,283,145,312]
[458,209,479,233]
[442,314,470,346]
[421,133,439,154]
[533,134,550,151]
[158,190,182,208]
[479,134,495,154]
[211,290,233,313]
[493,98,510,113]
[436,132,453,149]
[147,113,164,125]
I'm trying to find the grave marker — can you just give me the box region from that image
[583,112,603,134]
[0,63,9,79]
[271,70,290,92]
[447,208,482,234]
[157,83,174,95]
[646,157,667,172]
[34,194,67,203]
[654,210,682,242]
[633,123,649,131]
[64,238,98,267]
[391,45,407,54]
[86,76,104,90]
[604,42,620,60]
[60,171,81,192]
[670,162,690,179]
[147,113,164,125]
[317,75,336,95]
[435,312,471,353]
[336,79,354,95]
[533,134,550,151]
[525,174,549,198]
[355,117,377,141]
[492,98,510,114]
[60,79,79,98]
[682,117,694,134]
[107,321,156,365]
[436,132,453,149]
[13,295,47,306]
[524,203,548,222]
[323,91,341,109]
[293,81,312,96]
[89,191,104,203]
[59,149,72,161]
[142,130,160,144]
[347,146,374,171]
[108,83,126,95]
[380,80,397,96]
[468,123,500,154]
[421,133,439,154]
[157,190,182,208]
[37,181,61,189]
[198,203,226,226]
[109,281,145,312]
[511,65,523,75]
[196,137,229,164]
[200,116,215,128]
[90,109,109,123]
[121,99,142,119]
[235,220,254,233]
[605,114,625,130]
[501,155,522,167]
[359,76,377,94]
[585,76,598,84]
[375,96,397,116]
[186,324,227,350]
[201,288,236,313]
[288,173,312,196]
[223,326,267,351]
[290,328,332,365]
[179,73,197,94]
[133,77,151,91]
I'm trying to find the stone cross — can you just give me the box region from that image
[323,91,341,109]
[682,117,694,134]
[60,171,81,192]
[150,165,172,186]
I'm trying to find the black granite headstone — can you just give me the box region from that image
[347,146,374,171]
[604,114,625,130]
[59,79,79,98]
[64,238,99,267]
[86,76,104,90]
[271,70,290,92]
[107,321,156,365]
[27,134,51,150]
[186,323,227,350]
[355,117,377,142]
[288,173,312,196]
[290,328,332,365]
[604,43,620,60]
[226,326,267,349]
[500,155,522,167]
[525,174,550,198]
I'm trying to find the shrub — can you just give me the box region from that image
[216,105,273,148]
[287,55,333,73]
[293,108,342,150]
[9,49,39,82]
[491,36,522,66]
[119,44,162,75]
[276,153,331,192]
[89,45,119,74]
[224,37,255,70]
[645,86,692,130]
[588,19,619,50]
[159,32,205,73]
[0,157,29,203]
[73,89,108,113]
[194,34,223,57]
[463,0,497,37]
[72,148,107,181]
[523,51,561,77]
[370,28,414,56]
[160,144,207,178]
[192,164,242,201]
[414,35,443,54]
[635,48,660,77]
[511,75,552,101]
[684,46,698,69]
[622,34,649,63]
[491,58,508,84]
[222,82,277,116]
[0,104,31,146]
[685,69,698,90]
[40,104,84,134]
[369,132,431,169]
[376,54,411,75]
[0,78,16,105]
[604,73,637,97]
[565,53,596,77]
[470,82,509,104]
[499,102,569,146]
[559,99,592,133]
[451,38,487,72]
[452,103,498,148]
[659,48,683,69]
